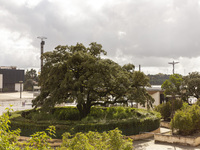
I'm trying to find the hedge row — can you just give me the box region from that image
[10,117,160,139]
[10,107,160,139]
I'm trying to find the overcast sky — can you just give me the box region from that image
[1,0,200,75]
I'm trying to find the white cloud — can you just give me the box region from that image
[118,31,126,40]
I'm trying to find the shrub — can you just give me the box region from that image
[24,126,56,149]
[1,108,133,150]
[0,109,21,150]
[52,107,80,121]
[154,99,183,121]
[154,102,171,121]
[61,128,133,150]
[170,104,200,135]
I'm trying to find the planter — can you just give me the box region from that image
[154,132,200,146]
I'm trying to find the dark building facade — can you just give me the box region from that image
[0,67,24,92]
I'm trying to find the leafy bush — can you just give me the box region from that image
[85,107,134,121]
[89,107,106,119]
[154,99,183,121]
[170,104,200,135]
[61,128,133,150]
[1,108,133,150]
[53,107,80,120]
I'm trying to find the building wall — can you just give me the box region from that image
[138,91,162,109]
[0,74,3,92]
[0,69,24,92]
[151,92,161,106]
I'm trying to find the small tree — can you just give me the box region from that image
[24,69,38,91]
[171,105,200,135]
[161,74,183,118]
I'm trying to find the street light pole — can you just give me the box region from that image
[19,81,23,99]
[37,36,47,72]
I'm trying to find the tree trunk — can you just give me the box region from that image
[170,94,175,119]
[77,103,91,119]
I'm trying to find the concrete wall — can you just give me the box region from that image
[155,133,200,146]
[127,128,160,140]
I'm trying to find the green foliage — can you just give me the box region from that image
[10,107,160,138]
[154,102,171,121]
[53,107,80,120]
[61,128,133,150]
[161,74,183,97]
[0,108,21,150]
[171,104,200,135]
[1,108,133,149]
[183,72,200,99]
[22,109,56,122]
[24,126,56,150]
[154,99,183,121]
[24,69,38,91]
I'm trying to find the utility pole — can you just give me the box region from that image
[168,61,179,74]
[139,65,141,72]
[37,36,47,72]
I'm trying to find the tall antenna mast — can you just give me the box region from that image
[168,61,179,74]
[37,36,47,72]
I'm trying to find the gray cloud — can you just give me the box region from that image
[1,0,200,74]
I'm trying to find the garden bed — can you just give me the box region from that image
[10,107,161,138]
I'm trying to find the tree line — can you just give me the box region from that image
[148,73,170,85]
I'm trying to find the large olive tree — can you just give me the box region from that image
[32,42,153,118]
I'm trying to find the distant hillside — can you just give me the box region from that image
[148,73,170,85]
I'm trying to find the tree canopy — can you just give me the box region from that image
[24,69,38,91]
[161,74,183,118]
[161,74,183,97]
[183,72,200,99]
[32,42,153,118]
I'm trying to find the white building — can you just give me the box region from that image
[138,85,164,109]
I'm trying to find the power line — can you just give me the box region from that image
[168,61,179,74]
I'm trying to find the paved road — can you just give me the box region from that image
[0,92,34,115]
